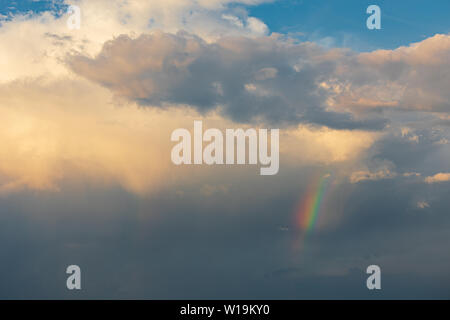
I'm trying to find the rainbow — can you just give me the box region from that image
[296,173,331,233]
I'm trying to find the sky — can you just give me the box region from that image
[0,0,449,299]
[247,0,450,51]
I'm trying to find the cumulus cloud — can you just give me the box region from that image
[0,0,270,82]
[68,31,387,130]
[425,173,450,184]
[4,2,449,134]
[328,34,450,113]
[66,30,450,130]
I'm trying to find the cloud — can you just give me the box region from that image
[403,172,421,177]
[350,168,397,184]
[66,30,450,130]
[68,31,387,130]
[0,77,179,195]
[434,138,449,145]
[417,201,430,209]
[1,3,448,194]
[0,0,270,82]
[329,34,450,113]
[425,173,450,184]
[282,125,378,165]
[4,4,449,134]
[401,127,420,143]
[0,75,380,194]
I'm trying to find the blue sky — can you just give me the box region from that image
[246,0,450,51]
[0,0,65,15]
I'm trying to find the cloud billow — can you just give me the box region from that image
[68,31,387,130]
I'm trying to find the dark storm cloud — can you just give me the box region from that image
[1,164,450,299]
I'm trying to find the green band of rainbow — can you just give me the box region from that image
[297,174,329,232]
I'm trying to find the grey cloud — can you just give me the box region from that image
[1,166,450,299]
[68,31,387,130]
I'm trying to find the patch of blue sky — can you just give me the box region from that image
[0,0,67,20]
[244,0,450,51]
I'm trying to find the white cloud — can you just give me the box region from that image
[0,0,270,82]
[328,34,450,113]
[425,173,450,184]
